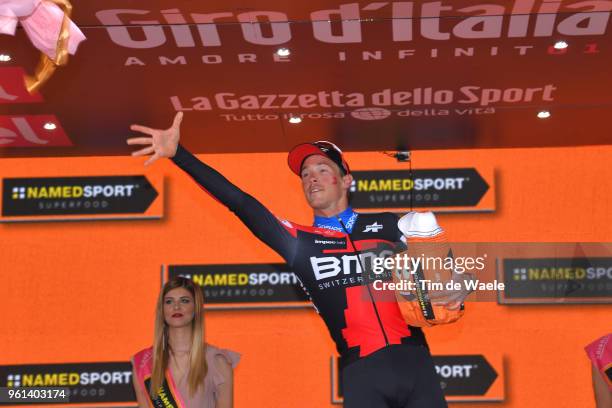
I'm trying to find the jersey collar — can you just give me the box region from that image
[313,206,358,233]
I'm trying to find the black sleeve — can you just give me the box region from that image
[171,144,297,264]
[392,213,408,252]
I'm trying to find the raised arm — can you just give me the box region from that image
[127,113,297,264]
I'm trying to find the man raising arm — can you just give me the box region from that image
[128,113,448,408]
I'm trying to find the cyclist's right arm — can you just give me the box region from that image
[171,144,297,263]
[127,113,297,263]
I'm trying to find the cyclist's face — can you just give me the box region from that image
[163,287,195,328]
[300,155,351,210]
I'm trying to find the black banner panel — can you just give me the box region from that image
[167,264,311,309]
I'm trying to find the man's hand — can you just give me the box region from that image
[127,112,183,166]
[441,272,474,310]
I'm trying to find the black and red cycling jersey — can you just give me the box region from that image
[172,145,427,367]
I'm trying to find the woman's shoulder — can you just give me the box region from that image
[586,334,611,354]
[132,346,154,366]
[205,344,240,388]
[206,344,241,369]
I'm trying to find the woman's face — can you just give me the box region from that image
[163,287,195,328]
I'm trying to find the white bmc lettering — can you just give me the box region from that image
[310,255,363,280]
[311,250,394,280]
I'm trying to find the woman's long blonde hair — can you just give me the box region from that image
[149,277,207,398]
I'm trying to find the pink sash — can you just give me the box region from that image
[133,347,187,408]
[585,333,612,390]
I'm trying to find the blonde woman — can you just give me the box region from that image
[131,277,239,408]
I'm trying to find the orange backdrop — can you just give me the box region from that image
[1,145,610,407]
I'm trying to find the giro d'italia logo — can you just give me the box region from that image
[7,374,21,387]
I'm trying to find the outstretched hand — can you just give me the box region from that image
[127,112,183,166]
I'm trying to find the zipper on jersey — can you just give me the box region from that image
[338,217,390,347]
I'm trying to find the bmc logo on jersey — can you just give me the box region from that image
[310,250,394,280]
